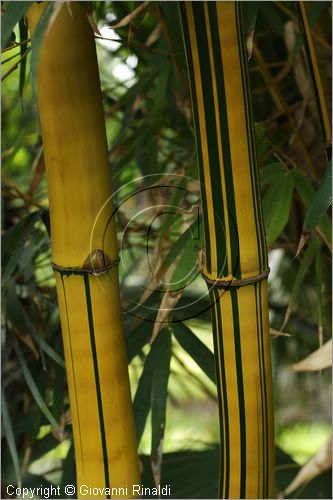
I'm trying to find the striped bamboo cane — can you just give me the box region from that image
[179,2,275,498]
[27,3,141,497]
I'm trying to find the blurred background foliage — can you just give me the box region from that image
[1,1,332,498]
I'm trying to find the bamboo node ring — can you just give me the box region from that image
[201,267,270,288]
[52,249,120,276]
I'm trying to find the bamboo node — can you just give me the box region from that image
[201,267,270,288]
[52,249,119,277]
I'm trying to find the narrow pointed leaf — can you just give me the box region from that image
[282,237,320,329]
[1,388,21,485]
[14,342,59,430]
[151,329,171,473]
[263,173,294,246]
[291,168,331,247]
[1,1,33,49]
[133,328,169,445]
[1,210,42,284]
[172,322,215,383]
[302,160,332,235]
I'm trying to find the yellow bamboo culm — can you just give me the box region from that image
[27,3,141,498]
[179,2,275,497]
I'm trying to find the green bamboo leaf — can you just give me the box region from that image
[19,17,28,98]
[291,168,331,247]
[14,342,59,430]
[126,318,153,363]
[1,1,33,49]
[2,210,42,284]
[315,248,324,341]
[259,162,284,186]
[303,160,332,234]
[172,322,215,383]
[243,1,260,33]
[162,2,187,68]
[151,329,171,457]
[1,388,21,485]
[263,173,294,246]
[260,3,285,37]
[170,235,197,292]
[159,218,202,278]
[60,441,76,497]
[6,284,65,369]
[282,237,320,329]
[151,63,170,125]
[133,328,169,445]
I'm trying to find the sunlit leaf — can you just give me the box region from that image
[172,322,215,383]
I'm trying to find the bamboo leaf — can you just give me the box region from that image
[14,342,59,430]
[151,63,170,125]
[302,160,332,235]
[2,210,42,284]
[262,173,294,246]
[260,3,285,37]
[282,237,320,329]
[259,162,284,186]
[133,328,169,445]
[291,169,331,247]
[162,2,187,68]
[284,436,332,496]
[150,291,182,344]
[126,319,153,363]
[315,247,324,346]
[151,329,172,485]
[1,1,33,50]
[19,17,28,99]
[172,322,215,383]
[289,339,332,372]
[1,388,21,485]
[60,440,76,496]
[243,1,260,59]
[110,1,149,29]
[170,234,198,292]
[7,284,65,369]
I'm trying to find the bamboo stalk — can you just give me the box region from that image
[179,2,275,497]
[296,1,331,148]
[27,3,141,497]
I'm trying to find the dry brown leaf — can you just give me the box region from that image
[284,435,332,496]
[28,147,45,197]
[85,3,101,36]
[290,339,332,372]
[270,328,293,338]
[145,23,162,47]
[110,1,149,30]
[246,28,254,60]
[150,290,182,344]
[11,323,39,360]
[295,231,311,258]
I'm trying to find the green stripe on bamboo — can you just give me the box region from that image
[178,2,275,497]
